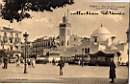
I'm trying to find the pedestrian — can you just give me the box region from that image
[16,55,21,66]
[27,58,31,66]
[16,60,21,66]
[31,57,36,68]
[80,57,84,67]
[109,58,116,83]
[0,57,2,65]
[52,58,55,65]
[2,56,8,69]
[57,57,65,76]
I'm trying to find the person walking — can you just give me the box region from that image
[0,57,2,65]
[80,58,84,67]
[2,56,8,69]
[16,60,21,66]
[16,55,21,66]
[109,59,116,83]
[31,57,36,68]
[52,58,56,65]
[58,57,65,76]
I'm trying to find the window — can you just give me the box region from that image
[93,36,97,43]
[94,37,97,43]
[15,33,19,37]
[9,37,13,43]
[10,46,13,50]
[15,46,18,49]
[61,41,64,46]
[3,32,8,43]
[74,38,76,41]
[67,41,69,45]
[10,33,13,37]
[15,38,20,44]
[85,48,90,54]
[88,48,90,53]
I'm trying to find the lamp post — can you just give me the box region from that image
[23,32,29,74]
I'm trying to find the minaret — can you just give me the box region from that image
[59,11,71,47]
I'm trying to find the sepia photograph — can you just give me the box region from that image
[0,0,129,84]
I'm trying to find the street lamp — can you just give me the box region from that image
[23,32,29,74]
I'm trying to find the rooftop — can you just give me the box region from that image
[0,26,22,33]
[91,24,112,36]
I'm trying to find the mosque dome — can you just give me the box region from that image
[91,24,113,42]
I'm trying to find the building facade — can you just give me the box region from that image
[31,37,56,57]
[30,14,128,65]
[59,24,128,65]
[0,26,22,58]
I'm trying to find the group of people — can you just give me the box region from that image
[0,55,36,69]
[27,57,36,68]
[52,57,65,76]
[0,55,116,83]
[52,57,116,83]
[16,57,36,68]
[0,56,9,69]
[0,50,9,69]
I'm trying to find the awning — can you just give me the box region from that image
[89,51,114,57]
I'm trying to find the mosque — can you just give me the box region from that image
[57,14,128,65]
[32,14,128,66]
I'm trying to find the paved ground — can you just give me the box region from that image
[0,63,128,84]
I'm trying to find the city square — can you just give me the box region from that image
[0,0,129,84]
[0,63,128,84]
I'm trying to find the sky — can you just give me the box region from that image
[0,0,129,42]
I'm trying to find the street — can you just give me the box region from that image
[0,63,128,84]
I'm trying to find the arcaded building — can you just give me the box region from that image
[0,26,22,57]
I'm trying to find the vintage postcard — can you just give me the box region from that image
[0,0,129,84]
